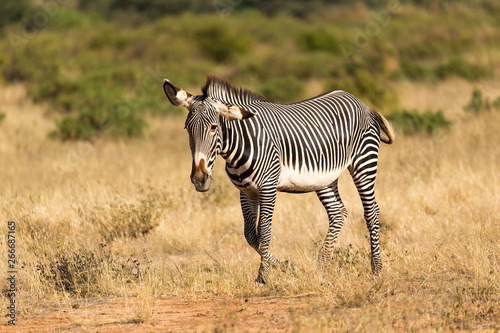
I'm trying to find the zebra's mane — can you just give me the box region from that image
[201,75,268,107]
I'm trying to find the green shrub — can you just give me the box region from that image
[257,75,305,103]
[0,112,5,124]
[243,53,298,81]
[398,57,491,82]
[33,75,79,111]
[0,0,33,29]
[52,109,105,141]
[398,57,490,82]
[323,44,397,108]
[195,23,252,63]
[400,59,433,80]
[88,31,130,51]
[47,9,89,29]
[356,41,392,77]
[77,0,214,19]
[241,51,336,82]
[295,28,342,55]
[1,4,498,142]
[434,58,489,81]
[464,88,487,113]
[51,106,146,141]
[0,51,6,76]
[405,41,445,61]
[2,53,32,82]
[387,109,451,135]
[325,68,399,109]
[291,53,339,79]
[493,96,500,110]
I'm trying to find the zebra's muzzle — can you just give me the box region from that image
[191,159,212,192]
[193,177,211,192]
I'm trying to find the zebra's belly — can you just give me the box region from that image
[277,165,347,193]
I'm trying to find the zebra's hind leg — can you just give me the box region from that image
[316,180,347,269]
[349,151,382,274]
[240,191,284,284]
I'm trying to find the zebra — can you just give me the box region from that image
[163,75,394,284]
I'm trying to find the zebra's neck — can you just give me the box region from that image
[219,116,235,164]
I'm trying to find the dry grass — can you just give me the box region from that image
[0,81,499,331]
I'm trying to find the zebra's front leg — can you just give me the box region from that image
[240,192,282,278]
[254,186,278,284]
[241,192,260,253]
[316,181,347,269]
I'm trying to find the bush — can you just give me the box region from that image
[463,88,484,113]
[398,57,490,82]
[291,53,338,79]
[88,31,130,51]
[77,0,214,19]
[493,96,500,110]
[51,105,147,141]
[325,68,399,109]
[295,28,342,55]
[434,58,489,81]
[32,75,79,111]
[257,75,305,103]
[242,53,299,81]
[400,59,433,80]
[404,41,445,61]
[195,23,252,63]
[37,248,114,296]
[0,0,33,29]
[47,9,89,29]
[37,245,151,296]
[387,109,451,135]
[1,4,498,141]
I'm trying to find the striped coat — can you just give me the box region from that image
[164,75,394,284]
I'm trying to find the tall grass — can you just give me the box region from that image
[0,81,499,330]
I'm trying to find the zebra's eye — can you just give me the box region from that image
[209,124,217,133]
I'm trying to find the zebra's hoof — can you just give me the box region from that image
[253,280,266,288]
[254,275,266,287]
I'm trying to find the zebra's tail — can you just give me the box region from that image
[371,109,395,144]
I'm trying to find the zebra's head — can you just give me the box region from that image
[163,78,256,192]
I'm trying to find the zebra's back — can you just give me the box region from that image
[245,90,374,192]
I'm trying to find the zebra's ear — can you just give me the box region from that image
[163,79,193,108]
[216,101,257,121]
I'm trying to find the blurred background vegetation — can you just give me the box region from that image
[1,0,499,140]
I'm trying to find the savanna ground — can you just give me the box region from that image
[1,78,499,331]
[1,1,500,331]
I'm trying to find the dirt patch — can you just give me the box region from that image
[1,296,316,332]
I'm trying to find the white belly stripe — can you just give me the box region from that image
[277,164,347,192]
